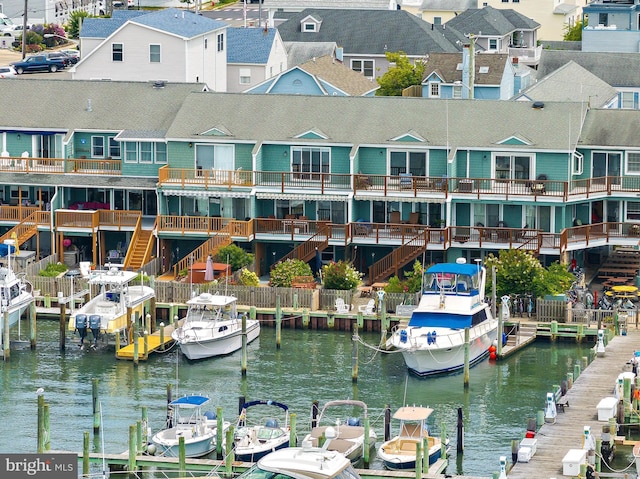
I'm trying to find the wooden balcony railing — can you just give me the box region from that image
[0,206,41,222]
[97,210,140,229]
[0,156,121,175]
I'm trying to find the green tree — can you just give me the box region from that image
[214,244,254,272]
[66,11,92,39]
[563,20,582,41]
[269,259,313,287]
[376,51,425,97]
[484,250,574,299]
[321,261,363,290]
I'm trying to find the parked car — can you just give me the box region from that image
[60,49,80,61]
[0,65,16,78]
[11,55,65,74]
[44,51,72,67]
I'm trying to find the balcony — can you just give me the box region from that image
[507,45,542,66]
[0,156,121,175]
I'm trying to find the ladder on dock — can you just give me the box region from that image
[115,323,177,360]
[499,322,537,358]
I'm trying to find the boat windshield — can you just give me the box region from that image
[424,272,479,294]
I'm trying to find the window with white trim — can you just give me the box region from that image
[91,136,104,157]
[351,59,374,78]
[239,68,251,84]
[303,22,316,32]
[433,17,442,25]
[489,39,498,50]
[495,154,532,180]
[572,152,584,175]
[292,146,330,181]
[124,142,137,163]
[621,91,635,109]
[112,43,123,62]
[430,82,440,98]
[149,44,160,63]
[140,142,153,163]
[155,143,167,164]
[627,201,640,221]
[452,84,462,99]
[108,136,120,158]
[628,152,640,174]
[217,33,224,52]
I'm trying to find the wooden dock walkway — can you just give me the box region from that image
[507,326,640,479]
[115,322,177,360]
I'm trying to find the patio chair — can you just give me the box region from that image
[358,299,376,315]
[335,298,352,313]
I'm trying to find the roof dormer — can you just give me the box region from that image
[301,14,322,33]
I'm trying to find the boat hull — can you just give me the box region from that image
[176,320,260,360]
[393,320,498,377]
[234,438,290,462]
[378,438,443,470]
[151,431,216,458]
[0,296,33,338]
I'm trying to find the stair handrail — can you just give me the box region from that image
[368,230,428,284]
[172,230,232,277]
[0,211,41,246]
[122,214,143,268]
[276,224,330,266]
[140,218,158,269]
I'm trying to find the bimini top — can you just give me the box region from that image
[187,292,237,308]
[169,395,211,408]
[427,263,481,276]
[89,269,140,285]
[392,406,433,421]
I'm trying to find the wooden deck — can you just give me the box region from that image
[115,322,177,360]
[507,327,640,479]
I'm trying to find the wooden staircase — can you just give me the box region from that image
[171,226,233,277]
[368,231,428,284]
[276,224,330,267]
[0,211,49,247]
[123,217,156,271]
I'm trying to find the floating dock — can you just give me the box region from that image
[507,326,639,479]
[115,322,178,360]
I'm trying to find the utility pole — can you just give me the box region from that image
[21,0,28,59]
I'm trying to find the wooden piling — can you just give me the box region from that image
[159,323,165,351]
[384,405,391,441]
[422,437,429,474]
[302,308,309,328]
[166,383,173,428]
[83,431,90,476]
[37,393,44,453]
[44,403,50,451]
[457,407,464,453]
[3,308,9,360]
[363,416,370,467]
[241,314,247,377]
[440,422,447,459]
[141,406,148,451]
[136,420,143,454]
[216,406,224,459]
[351,322,358,383]
[92,378,100,434]
[289,413,297,447]
[178,436,186,474]
[133,331,139,367]
[29,301,36,350]
[415,440,423,479]
[225,426,234,475]
[143,330,148,359]
[275,296,282,349]
[463,327,470,388]
[128,424,136,473]
[59,293,66,352]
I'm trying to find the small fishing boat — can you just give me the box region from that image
[231,399,294,462]
[303,399,377,465]
[238,438,362,479]
[150,395,229,458]
[378,406,447,470]
[387,259,499,376]
[68,268,155,348]
[0,240,34,347]
[172,292,260,360]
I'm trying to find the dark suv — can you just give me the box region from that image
[44,52,72,67]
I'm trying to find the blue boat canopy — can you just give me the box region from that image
[427,263,480,276]
[0,244,16,257]
[408,312,473,329]
[170,395,210,408]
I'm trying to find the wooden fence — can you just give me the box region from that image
[535,299,568,323]
[23,254,57,276]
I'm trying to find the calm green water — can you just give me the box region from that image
[0,320,591,477]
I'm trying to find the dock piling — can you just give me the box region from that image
[37,391,45,453]
[29,301,36,350]
[415,440,423,479]
[463,327,470,388]
[289,413,297,447]
[44,403,50,451]
[92,378,100,434]
[216,406,223,459]
[128,424,136,473]
[384,405,391,441]
[3,308,9,360]
[351,322,358,383]
[457,407,464,453]
[83,431,89,476]
[275,296,281,349]
[159,323,165,351]
[225,426,234,476]
[241,314,247,376]
[363,416,370,467]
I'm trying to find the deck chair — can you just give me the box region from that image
[335,298,352,313]
[389,211,401,224]
[358,299,375,315]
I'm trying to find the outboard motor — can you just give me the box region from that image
[600,423,615,465]
[75,314,87,348]
[89,315,101,348]
[544,392,557,424]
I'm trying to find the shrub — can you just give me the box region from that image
[384,260,424,293]
[237,268,260,286]
[39,262,68,277]
[270,259,313,287]
[321,260,362,291]
[214,244,254,272]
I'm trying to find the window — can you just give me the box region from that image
[628,152,640,174]
[204,37,208,49]
[276,199,304,218]
[239,68,251,84]
[572,152,584,175]
[112,43,123,62]
[489,39,498,50]
[217,33,224,52]
[155,143,167,164]
[494,154,532,180]
[149,44,160,63]
[599,13,608,26]
[429,82,440,98]
[389,151,427,177]
[303,22,316,32]
[433,17,442,25]
[452,84,462,99]
[620,91,635,109]
[91,136,104,157]
[351,59,374,78]
[292,147,330,180]
[124,142,137,163]
[109,137,120,158]
[627,202,640,221]
[139,142,153,163]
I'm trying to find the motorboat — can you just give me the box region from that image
[302,399,377,465]
[378,406,447,470]
[150,395,229,458]
[68,267,155,348]
[237,438,362,479]
[0,240,34,346]
[386,259,499,376]
[172,292,260,360]
[231,399,294,462]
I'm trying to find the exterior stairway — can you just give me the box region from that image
[368,230,428,284]
[0,211,49,247]
[276,224,330,266]
[170,226,233,278]
[123,228,154,271]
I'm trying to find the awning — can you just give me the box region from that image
[354,195,444,203]
[161,189,252,198]
[256,193,350,201]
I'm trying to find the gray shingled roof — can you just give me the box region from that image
[276,9,466,55]
[422,52,509,84]
[537,50,640,88]
[445,6,539,35]
[165,92,585,152]
[420,0,477,12]
[514,61,617,107]
[264,0,394,9]
[297,55,379,95]
[579,109,640,148]
[285,41,337,67]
